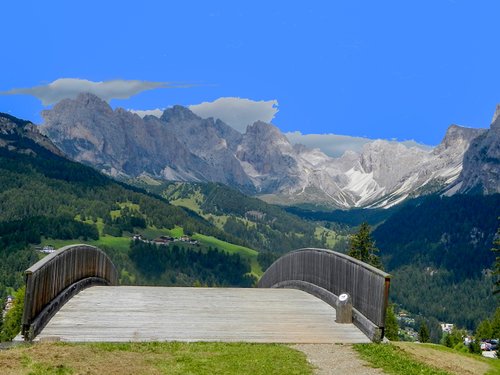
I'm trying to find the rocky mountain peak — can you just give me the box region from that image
[245,121,292,148]
[492,104,500,130]
[435,124,486,153]
[246,120,280,135]
[42,93,114,127]
[457,105,500,194]
[73,92,112,112]
[160,105,200,123]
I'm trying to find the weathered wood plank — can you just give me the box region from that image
[36,286,370,344]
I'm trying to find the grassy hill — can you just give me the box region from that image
[130,180,341,255]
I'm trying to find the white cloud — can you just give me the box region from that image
[0,78,175,105]
[285,131,372,157]
[128,108,164,118]
[285,131,431,157]
[189,97,278,132]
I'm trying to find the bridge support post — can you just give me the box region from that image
[335,293,352,324]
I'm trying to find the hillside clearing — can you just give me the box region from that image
[192,233,262,276]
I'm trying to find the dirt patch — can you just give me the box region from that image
[293,343,385,375]
[394,342,491,375]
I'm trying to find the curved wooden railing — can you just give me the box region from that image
[258,248,391,342]
[22,244,118,341]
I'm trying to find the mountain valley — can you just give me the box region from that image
[1,100,499,342]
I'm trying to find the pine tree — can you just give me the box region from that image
[384,304,399,341]
[347,222,382,269]
[418,322,430,343]
[444,333,453,347]
[0,304,3,334]
[493,223,500,294]
[0,286,24,341]
[476,319,493,340]
[491,307,500,338]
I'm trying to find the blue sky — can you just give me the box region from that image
[1,1,499,146]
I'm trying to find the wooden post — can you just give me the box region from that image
[336,293,352,323]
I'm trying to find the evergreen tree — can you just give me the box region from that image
[476,319,493,340]
[444,333,453,348]
[443,327,466,348]
[347,222,382,269]
[0,302,3,334]
[491,307,500,338]
[493,223,500,294]
[0,286,24,341]
[469,340,481,354]
[418,322,430,343]
[384,304,399,341]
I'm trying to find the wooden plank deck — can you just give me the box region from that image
[35,286,370,343]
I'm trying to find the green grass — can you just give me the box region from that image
[95,235,131,252]
[140,225,186,239]
[206,213,229,229]
[40,235,131,253]
[94,342,311,374]
[0,342,312,375]
[315,226,342,248]
[38,226,263,275]
[353,343,451,375]
[39,238,84,249]
[166,187,205,214]
[167,226,185,238]
[38,222,263,276]
[170,197,202,213]
[193,233,262,276]
[110,202,141,219]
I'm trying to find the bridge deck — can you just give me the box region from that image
[36,286,370,343]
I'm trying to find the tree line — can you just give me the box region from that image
[129,240,255,287]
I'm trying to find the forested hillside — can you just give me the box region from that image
[136,181,336,254]
[0,114,259,304]
[373,194,500,329]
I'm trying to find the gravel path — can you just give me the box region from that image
[293,344,385,375]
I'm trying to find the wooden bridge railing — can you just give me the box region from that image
[258,248,391,342]
[22,244,118,341]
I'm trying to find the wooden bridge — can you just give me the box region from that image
[21,245,390,343]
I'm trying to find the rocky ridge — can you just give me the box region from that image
[453,105,500,194]
[39,93,495,208]
[0,112,63,156]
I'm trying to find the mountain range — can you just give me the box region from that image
[40,93,499,209]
